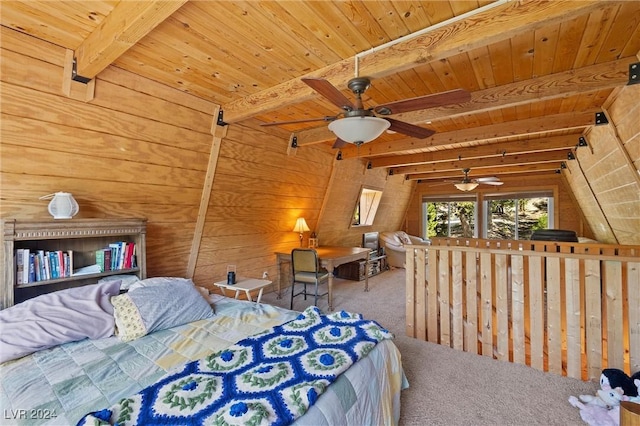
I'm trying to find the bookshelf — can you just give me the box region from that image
[1,218,146,309]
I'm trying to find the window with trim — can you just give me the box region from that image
[351,187,383,227]
[482,191,554,240]
[422,196,477,238]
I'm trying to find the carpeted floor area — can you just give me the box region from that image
[260,267,597,425]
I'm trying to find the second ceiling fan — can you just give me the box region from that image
[261,76,471,148]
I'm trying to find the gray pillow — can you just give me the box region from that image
[111,280,214,341]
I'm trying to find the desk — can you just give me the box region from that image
[275,246,371,311]
[213,277,271,304]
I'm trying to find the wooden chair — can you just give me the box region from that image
[290,248,329,309]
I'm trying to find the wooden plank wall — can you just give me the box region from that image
[1,28,415,290]
[1,27,215,279]
[317,158,415,248]
[406,240,640,380]
[190,121,335,284]
[564,83,640,244]
[404,174,590,239]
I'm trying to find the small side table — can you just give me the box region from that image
[213,277,272,304]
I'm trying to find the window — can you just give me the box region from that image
[351,187,383,227]
[421,191,555,241]
[483,192,554,240]
[422,196,477,238]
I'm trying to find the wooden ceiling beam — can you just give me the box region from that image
[343,110,596,159]
[394,57,632,124]
[295,58,630,146]
[407,163,564,181]
[222,0,603,123]
[369,134,580,168]
[391,150,569,175]
[74,1,188,79]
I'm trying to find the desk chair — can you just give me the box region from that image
[290,248,329,309]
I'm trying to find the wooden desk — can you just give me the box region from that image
[275,246,371,311]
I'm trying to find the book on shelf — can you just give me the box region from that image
[14,249,74,284]
[16,249,24,285]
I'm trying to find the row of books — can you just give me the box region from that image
[16,249,73,284]
[95,241,136,272]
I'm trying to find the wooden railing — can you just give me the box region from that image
[405,238,640,380]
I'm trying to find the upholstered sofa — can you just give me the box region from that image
[379,231,430,268]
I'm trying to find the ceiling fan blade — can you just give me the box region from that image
[332,138,348,149]
[302,78,355,110]
[481,181,504,186]
[260,116,336,126]
[476,176,500,182]
[386,118,435,139]
[374,89,471,115]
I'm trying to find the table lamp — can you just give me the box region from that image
[293,217,310,247]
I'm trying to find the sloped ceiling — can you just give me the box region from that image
[2,0,639,184]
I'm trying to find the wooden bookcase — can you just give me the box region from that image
[1,218,147,309]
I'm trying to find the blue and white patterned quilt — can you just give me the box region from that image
[78,306,393,426]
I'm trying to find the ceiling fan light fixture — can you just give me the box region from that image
[328,116,390,144]
[454,182,479,192]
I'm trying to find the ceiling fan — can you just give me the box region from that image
[261,76,470,148]
[447,168,504,191]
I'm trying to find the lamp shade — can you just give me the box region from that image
[292,217,310,233]
[328,116,390,144]
[454,182,479,192]
[41,192,79,219]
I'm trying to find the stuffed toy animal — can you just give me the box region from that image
[601,369,638,397]
[569,396,620,426]
[579,387,626,409]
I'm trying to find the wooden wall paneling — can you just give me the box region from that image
[0,27,65,67]
[563,159,616,243]
[316,157,413,248]
[192,122,334,286]
[1,31,218,286]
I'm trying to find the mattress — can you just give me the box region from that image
[0,295,407,425]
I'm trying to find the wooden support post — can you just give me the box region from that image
[186,106,226,278]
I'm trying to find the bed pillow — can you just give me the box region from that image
[111,280,214,342]
[0,280,121,363]
[128,276,210,300]
[396,232,413,245]
[98,274,140,290]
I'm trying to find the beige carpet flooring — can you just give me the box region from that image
[260,267,597,425]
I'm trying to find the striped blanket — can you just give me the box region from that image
[77,306,393,425]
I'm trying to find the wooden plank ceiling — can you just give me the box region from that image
[2,0,639,183]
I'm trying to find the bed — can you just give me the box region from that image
[0,278,407,425]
